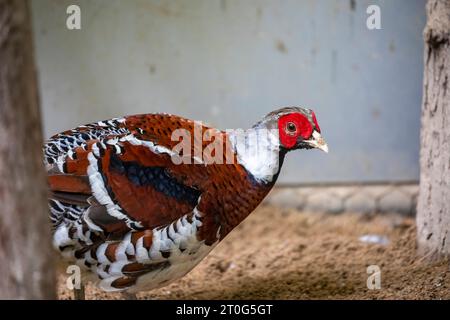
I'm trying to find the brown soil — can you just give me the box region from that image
[57,205,450,300]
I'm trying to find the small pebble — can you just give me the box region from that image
[359,234,390,245]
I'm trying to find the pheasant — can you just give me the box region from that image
[44,107,327,298]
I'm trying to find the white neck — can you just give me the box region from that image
[228,127,281,183]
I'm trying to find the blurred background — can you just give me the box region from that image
[31,0,425,186]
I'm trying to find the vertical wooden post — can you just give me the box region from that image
[0,0,56,299]
[417,0,450,260]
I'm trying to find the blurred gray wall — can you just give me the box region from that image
[31,0,426,184]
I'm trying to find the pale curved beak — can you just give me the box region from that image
[305,131,329,153]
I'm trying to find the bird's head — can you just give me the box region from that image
[257,107,328,153]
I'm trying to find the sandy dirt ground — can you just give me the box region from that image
[57,205,450,300]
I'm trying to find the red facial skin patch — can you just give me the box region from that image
[278,113,313,149]
[311,111,321,133]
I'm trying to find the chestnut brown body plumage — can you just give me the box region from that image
[44,107,327,293]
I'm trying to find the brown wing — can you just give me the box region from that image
[45,113,221,236]
[49,137,208,235]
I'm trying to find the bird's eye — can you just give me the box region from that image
[286,122,297,134]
